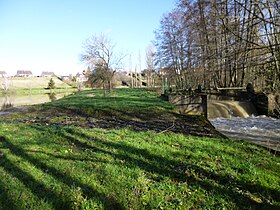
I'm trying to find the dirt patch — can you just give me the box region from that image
[3,106,225,138]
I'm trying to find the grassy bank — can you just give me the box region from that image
[10,77,71,89]
[2,77,76,95]
[9,87,77,96]
[0,89,279,209]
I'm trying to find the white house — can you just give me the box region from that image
[41,71,55,78]
[0,71,7,78]
[76,73,88,83]
[16,70,33,77]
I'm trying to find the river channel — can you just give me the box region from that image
[0,92,73,112]
[210,116,280,152]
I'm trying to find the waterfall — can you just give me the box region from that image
[208,100,257,119]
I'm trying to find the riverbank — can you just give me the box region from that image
[1,77,77,95]
[5,77,71,89]
[4,89,222,138]
[0,88,279,209]
[7,87,76,95]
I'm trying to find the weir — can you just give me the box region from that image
[207,100,257,119]
[167,91,276,118]
[167,91,280,152]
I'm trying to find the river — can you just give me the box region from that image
[0,92,73,112]
[210,116,280,152]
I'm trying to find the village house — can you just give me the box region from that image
[159,68,175,76]
[0,71,7,78]
[59,75,71,81]
[76,72,87,83]
[16,70,33,77]
[41,71,55,78]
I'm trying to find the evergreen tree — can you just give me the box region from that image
[48,78,55,89]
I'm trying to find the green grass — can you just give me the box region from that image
[10,77,71,89]
[1,77,75,95]
[12,87,76,95]
[41,88,175,117]
[0,88,279,209]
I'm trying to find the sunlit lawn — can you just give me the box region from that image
[0,88,279,209]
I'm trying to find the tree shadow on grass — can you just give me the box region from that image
[7,124,278,209]
[24,149,105,163]
[60,128,280,209]
[0,136,124,210]
[0,154,70,209]
[0,179,21,210]
[97,140,280,209]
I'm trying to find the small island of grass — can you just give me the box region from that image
[0,88,279,209]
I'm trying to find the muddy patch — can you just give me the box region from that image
[2,106,224,138]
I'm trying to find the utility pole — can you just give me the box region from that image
[138,50,142,87]
[129,54,134,88]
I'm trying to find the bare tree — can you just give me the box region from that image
[155,8,190,90]
[128,54,135,88]
[81,34,125,93]
[138,50,142,87]
[145,44,156,87]
[155,0,280,92]
[0,77,12,93]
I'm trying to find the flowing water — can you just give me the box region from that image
[209,100,280,152]
[207,100,257,118]
[210,116,280,151]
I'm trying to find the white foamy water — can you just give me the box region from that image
[210,116,280,151]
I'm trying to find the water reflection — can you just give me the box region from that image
[0,92,72,111]
[1,95,14,110]
[47,92,57,101]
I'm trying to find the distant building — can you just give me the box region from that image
[59,75,71,81]
[41,71,55,78]
[118,71,129,76]
[159,68,174,76]
[76,72,87,83]
[16,70,33,77]
[0,71,7,78]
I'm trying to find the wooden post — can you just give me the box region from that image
[201,94,208,118]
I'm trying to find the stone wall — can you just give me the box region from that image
[252,93,280,117]
[252,93,268,115]
[168,92,280,118]
[168,94,207,116]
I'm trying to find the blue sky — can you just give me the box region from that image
[0,0,175,76]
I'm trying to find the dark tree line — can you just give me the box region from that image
[154,0,280,92]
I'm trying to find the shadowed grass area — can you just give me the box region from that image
[0,88,279,209]
[0,124,279,209]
